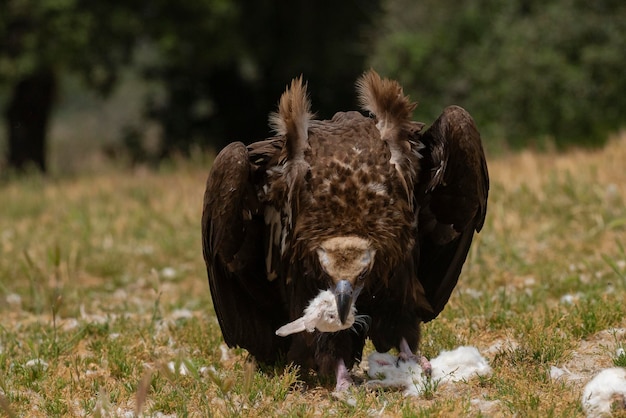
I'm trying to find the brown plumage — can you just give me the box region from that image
[202,70,489,390]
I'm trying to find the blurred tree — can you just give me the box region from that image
[2,0,625,172]
[4,68,56,172]
[1,0,382,169]
[371,0,626,149]
[0,0,143,172]
[139,0,382,156]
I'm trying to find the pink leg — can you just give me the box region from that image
[334,358,353,392]
[398,337,432,376]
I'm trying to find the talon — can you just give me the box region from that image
[396,350,419,366]
[397,337,430,375]
[335,358,353,392]
[419,355,432,377]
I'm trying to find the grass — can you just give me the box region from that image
[1,134,626,417]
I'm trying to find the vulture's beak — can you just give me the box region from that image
[334,280,354,325]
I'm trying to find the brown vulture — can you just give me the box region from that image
[202,70,489,391]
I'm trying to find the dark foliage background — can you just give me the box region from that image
[372,0,626,149]
[0,0,625,172]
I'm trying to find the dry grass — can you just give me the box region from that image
[1,134,626,417]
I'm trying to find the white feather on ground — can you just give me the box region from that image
[581,367,626,417]
[367,346,492,396]
[431,346,492,383]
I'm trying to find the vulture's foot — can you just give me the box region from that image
[418,355,432,377]
[334,358,353,392]
[397,338,432,377]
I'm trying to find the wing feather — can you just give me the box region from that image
[415,106,489,321]
[202,141,289,362]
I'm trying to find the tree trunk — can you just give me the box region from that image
[5,68,57,173]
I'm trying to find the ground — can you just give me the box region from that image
[1,134,626,417]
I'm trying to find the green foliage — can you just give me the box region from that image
[372,0,626,149]
[3,0,626,168]
[1,0,384,164]
[0,0,142,94]
[136,0,383,155]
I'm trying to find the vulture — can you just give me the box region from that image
[202,70,489,391]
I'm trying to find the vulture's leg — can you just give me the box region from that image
[398,337,432,376]
[335,358,353,392]
[313,328,364,392]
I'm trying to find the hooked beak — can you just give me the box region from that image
[334,280,354,325]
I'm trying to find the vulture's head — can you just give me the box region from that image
[317,236,376,324]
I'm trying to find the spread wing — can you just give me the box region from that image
[415,105,489,321]
[201,140,288,362]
